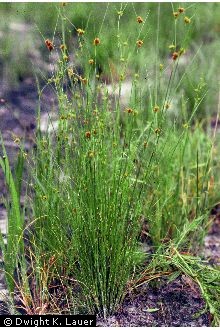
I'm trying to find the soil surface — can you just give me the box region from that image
[97,277,210,327]
[96,215,220,327]
[97,215,220,327]
[0,78,220,326]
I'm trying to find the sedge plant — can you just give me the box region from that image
[0,3,220,322]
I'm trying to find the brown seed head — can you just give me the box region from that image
[155,128,161,134]
[125,108,134,114]
[178,7,185,13]
[60,44,66,50]
[137,16,144,23]
[93,37,101,46]
[153,105,160,113]
[184,16,191,24]
[85,131,91,138]
[172,52,179,61]
[60,115,67,120]
[136,40,144,48]
[83,119,89,125]
[13,137,20,144]
[45,39,54,51]
[173,12,179,19]
[89,59,94,65]
[77,28,85,36]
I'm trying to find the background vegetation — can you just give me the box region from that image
[0,2,220,120]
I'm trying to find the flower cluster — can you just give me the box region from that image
[137,16,143,23]
[93,37,101,46]
[172,7,191,24]
[45,39,54,51]
[136,40,144,48]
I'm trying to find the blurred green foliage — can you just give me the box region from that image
[0,2,219,118]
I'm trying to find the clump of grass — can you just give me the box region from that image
[31,67,147,317]
[0,134,25,295]
[0,3,220,323]
[134,219,220,326]
[142,124,214,248]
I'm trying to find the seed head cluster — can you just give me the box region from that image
[137,16,144,23]
[184,16,191,24]
[45,39,54,51]
[93,37,101,46]
[178,7,185,13]
[77,28,85,36]
[85,131,91,139]
[172,52,179,61]
[136,40,144,48]
[153,105,160,113]
[173,12,179,19]
[125,108,134,114]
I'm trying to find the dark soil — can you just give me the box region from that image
[205,204,220,266]
[97,208,220,327]
[97,276,210,327]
